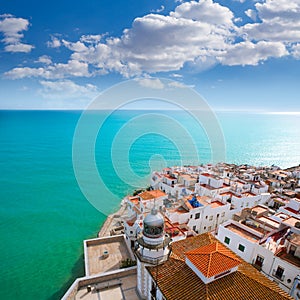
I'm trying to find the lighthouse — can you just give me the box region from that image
[135,207,171,298]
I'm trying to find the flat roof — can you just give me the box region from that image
[282,216,300,227]
[85,236,132,275]
[251,206,268,215]
[74,270,138,300]
[225,223,261,243]
[210,201,225,208]
[257,216,280,229]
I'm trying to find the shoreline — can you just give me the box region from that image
[97,199,127,238]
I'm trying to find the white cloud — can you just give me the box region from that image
[242,0,300,42]
[36,55,52,65]
[151,5,165,13]
[135,77,164,89]
[0,14,34,52]
[171,0,234,27]
[291,43,300,58]
[62,39,89,52]
[39,79,98,100]
[168,81,188,88]
[4,43,33,53]
[170,73,183,78]
[47,36,61,48]
[4,0,300,80]
[5,59,91,79]
[67,2,236,77]
[219,41,288,66]
[80,34,103,44]
[245,9,257,21]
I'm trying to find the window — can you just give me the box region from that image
[130,231,133,234]
[205,216,208,219]
[238,244,245,252]
[150,281,157,299]
[241,202,244,208]
[190,215,192,218]
[209,215,213,221]
[246,202,249,207]
[208,226,212,231]
[289,245,296,256]
[275,266,284,280]
[255,255,264,267]
[195,212,200,219]
[221,212,225,217]
[224,236,230,245]
[193,225,196,231]
[204,226,207,230]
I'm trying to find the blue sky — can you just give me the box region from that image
[1,0,300,111]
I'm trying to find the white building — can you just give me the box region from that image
[216,208,300,297]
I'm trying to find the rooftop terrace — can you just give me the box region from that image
[84,235,133,276]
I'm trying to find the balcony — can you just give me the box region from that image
[135,249,170,265]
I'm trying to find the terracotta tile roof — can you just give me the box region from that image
[147,233,293,300]
[186,242,241,278]
[139,190,166,200]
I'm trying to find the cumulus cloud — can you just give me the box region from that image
[80,34,103,44]
[135,77,164,89]
[0,14,34,52]
[5,59,91,79]
[39,79,98,100]
[4,0,300,80]
[47,36,61,48]
[242,0,300,42]
[65,0,237,77]
[219,41,288,66]
[291,43,300,58]
[36,55,52,65]
[245,9,257,21]
[171,0,234,27]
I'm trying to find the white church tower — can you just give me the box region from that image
[135,207,171,299]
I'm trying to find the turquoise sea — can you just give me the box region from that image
[1,110,300,299]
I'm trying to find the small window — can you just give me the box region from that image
[238,244,245,252]
[209,215,213,221]
[289,245,296,256]
[205,216,208,219]
[190,215,192,218]
[275,266,284,280]
[204,226,206,230]
[208,226,212,231]
[255,255,264,267]
[246,202,249,207]
[195,212,200,219]
[224,236,230,245]
[193,225,196,231]
[130,231,133,234]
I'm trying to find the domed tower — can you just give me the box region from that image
[135,207,171,298]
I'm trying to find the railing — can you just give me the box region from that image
[136,234,171,250]
[135,250,169,265]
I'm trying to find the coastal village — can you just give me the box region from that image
[62,163,300,300]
